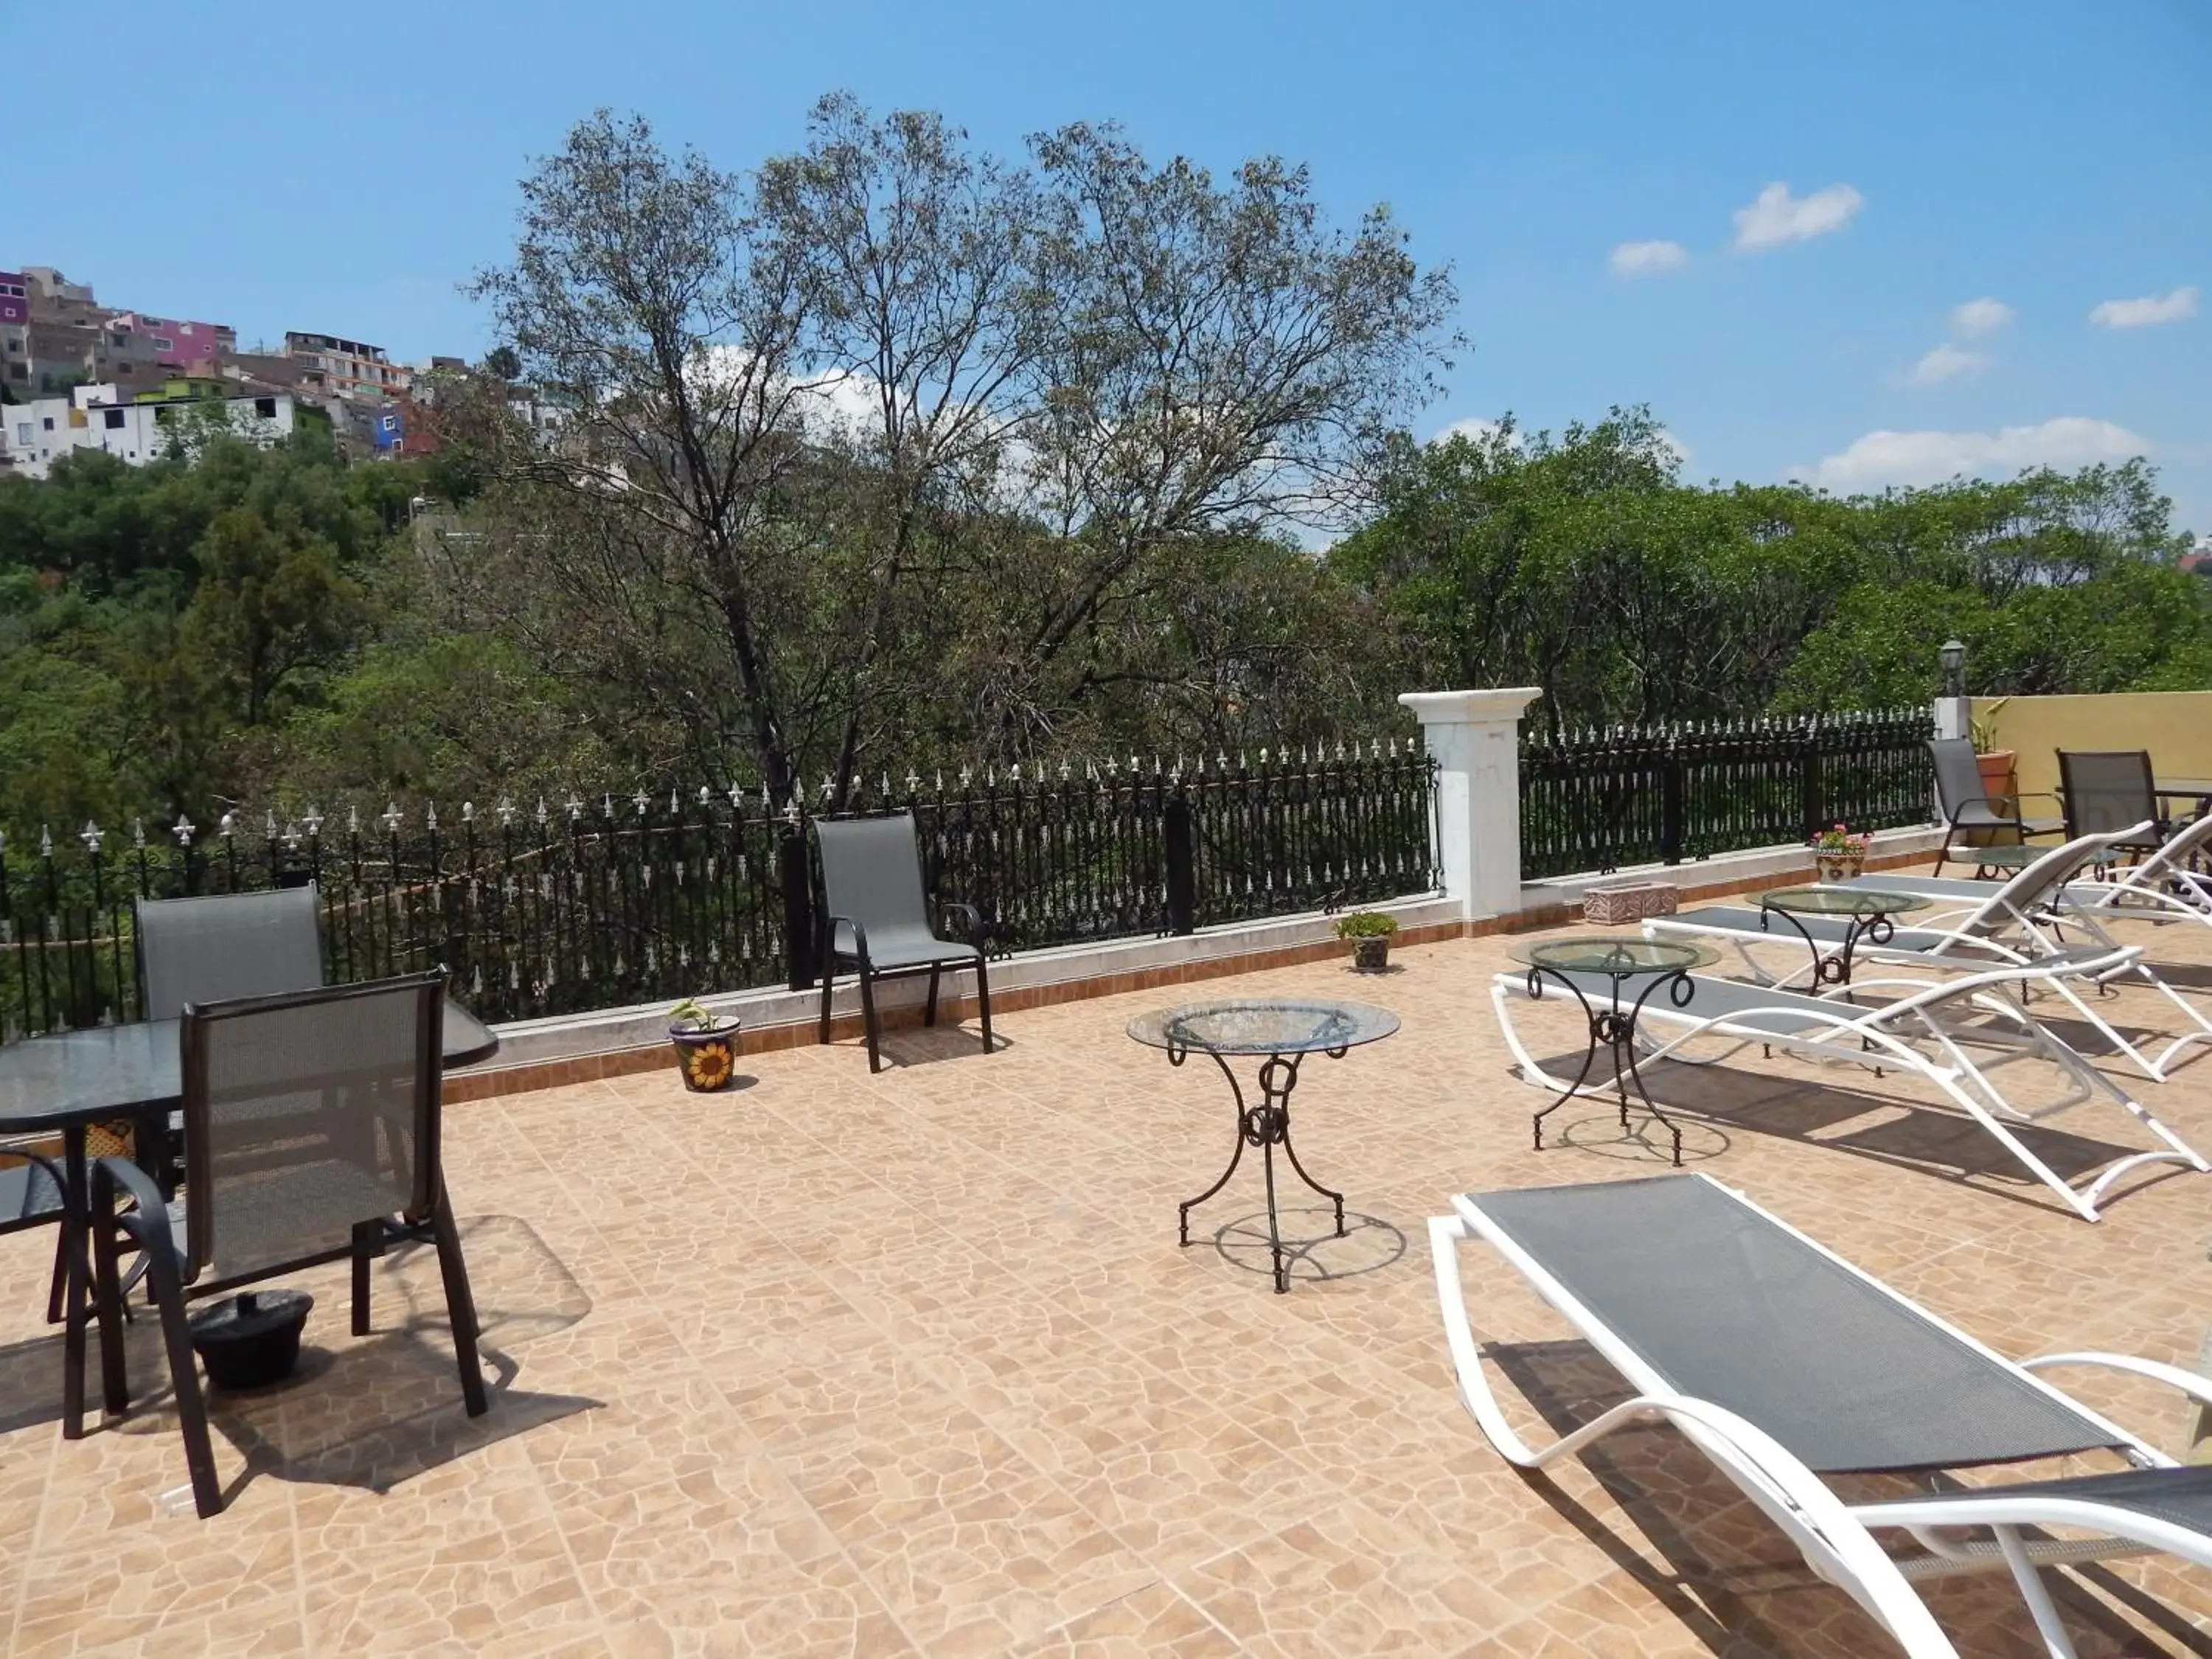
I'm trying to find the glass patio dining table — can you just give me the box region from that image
[0,1001,498,1436]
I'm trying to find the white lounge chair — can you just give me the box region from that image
[1431,1173,2212,1658]
[1489,945,2207,1220]
[1832,812,2212,1081]
[1854,808,2212,930]
[1645,827,2212,1084]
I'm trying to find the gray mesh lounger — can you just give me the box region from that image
[1645,824,2212,1084]
[1431,1173,2212,1658]
[1489,945,2208,1221]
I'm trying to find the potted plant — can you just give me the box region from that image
[667,997,740,1091]
[1810,823,1873,883]
[1335,911,1399,973]
[1969,696,2017,813]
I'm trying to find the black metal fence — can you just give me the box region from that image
[1519,710,1935,879]
[0,742,1439,1039]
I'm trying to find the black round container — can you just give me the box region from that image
[187,1289,314,1389]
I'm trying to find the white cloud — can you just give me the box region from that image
[1655,430,1692,470]
[2088,285,2199,329]
[1426,416,1519,450]
[1797,416,2151,491]
[1609,239,1688,278]
[1905,344,1986,386]
[1731,181,1863,251]
[1948,297,2014,337]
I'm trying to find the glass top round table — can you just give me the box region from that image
[1507,936,1719,977]
[1958,844,2042,870]
[1756,886,1933,918]
[1124,999,1399,1057]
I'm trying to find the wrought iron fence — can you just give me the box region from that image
[0,742,1440,1040]
[1519,710,1935,880]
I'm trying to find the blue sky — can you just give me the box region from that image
[15,0,2210,532]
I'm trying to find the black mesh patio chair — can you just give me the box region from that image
[66,973,487,1518]
[1930,737,2064,874]
[2056,749,2169,863]
[136,886,327,1019]
[814,813,993,1074]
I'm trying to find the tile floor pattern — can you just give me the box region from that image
[6,896,2212,1655]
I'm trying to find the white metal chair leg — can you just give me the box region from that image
[1996,1525,2081,1659]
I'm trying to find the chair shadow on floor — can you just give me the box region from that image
[6,1214,601,1508]
[1520,1042,2194,1220]
[869,1024,1008,1068]
[1484,1338,2197,1658]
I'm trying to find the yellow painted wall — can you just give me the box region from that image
[1972,692,2212,807]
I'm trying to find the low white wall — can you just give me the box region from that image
[1517,824,1945,911]
[484,892,1467,1070]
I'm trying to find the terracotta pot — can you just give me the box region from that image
[668,1020,741,1091]
[1974,748,2017,811]
[1350,936,1391,973]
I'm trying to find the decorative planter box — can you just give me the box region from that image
[1582,882,1680,925]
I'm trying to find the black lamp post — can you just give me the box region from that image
[1939,639,1966,700]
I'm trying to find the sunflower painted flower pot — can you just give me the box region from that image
[669,1019,740,1091]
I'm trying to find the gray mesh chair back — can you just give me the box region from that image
[2057,750,2161,849]
[136,887,325,1023]
[180,973,442,1284]
[1929,737,1994,821]
[815,813,934,948]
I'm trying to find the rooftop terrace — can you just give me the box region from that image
[4,906,2211,1657]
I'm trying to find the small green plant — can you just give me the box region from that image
[1332,911,1399,940]
[1969,695,2011,754]
[667,997,725,1031]
[1809,823,1873,857]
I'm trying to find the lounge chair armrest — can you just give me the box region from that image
[2020,1351,2212,1412]
[91,1154,177,1258]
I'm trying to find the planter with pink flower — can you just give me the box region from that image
[1810,823,1873,883]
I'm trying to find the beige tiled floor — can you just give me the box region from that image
[7,898,2212,1656]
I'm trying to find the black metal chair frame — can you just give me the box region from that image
[813,815,995,1074]
[63,973,487,1518]
[1929,737,2063,875]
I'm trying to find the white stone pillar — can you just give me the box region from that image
[1398,688,1543,921]
[1933,695,1969,742]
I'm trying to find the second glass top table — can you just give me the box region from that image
[1505,934,1720,1165]
[1753,885,1932,987]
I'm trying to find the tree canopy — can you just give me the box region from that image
[1,96,2204,839]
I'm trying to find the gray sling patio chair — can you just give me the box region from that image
[64,972,488,1518]
[1432,1173,2212,1658]
[2056,749,2170,863]
[135,886,327,1020]
[1930,737,2063,875]
[814,812,994,1074]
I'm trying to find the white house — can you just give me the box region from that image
[1,383,296,480]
